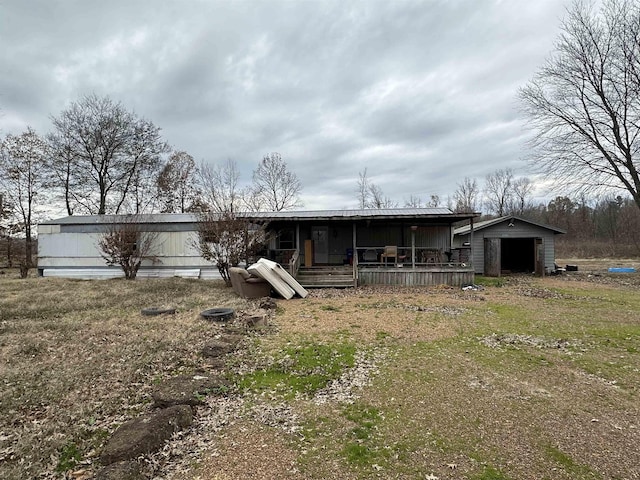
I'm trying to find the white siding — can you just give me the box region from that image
[37,228,219,279]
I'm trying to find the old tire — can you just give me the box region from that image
[141,307,177,316]
[200,308,235,322]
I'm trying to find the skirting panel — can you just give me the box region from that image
[358,268,474,287]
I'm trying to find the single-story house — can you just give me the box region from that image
[38,208,479,286]
[453,215,566,276]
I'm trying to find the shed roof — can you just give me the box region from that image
[453,215,566,236]
[42,208,479,225]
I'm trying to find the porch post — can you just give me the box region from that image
[352,222,357,257]
[411,226,416,269]
[352,222,358,286]
[296,223,300,251]
[469,217,474,269]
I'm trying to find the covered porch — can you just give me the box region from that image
[249,208,477,287]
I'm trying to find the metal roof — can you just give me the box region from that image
[454,215,567,235]
[41,208,480,226]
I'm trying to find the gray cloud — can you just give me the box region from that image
[0,0,569,211]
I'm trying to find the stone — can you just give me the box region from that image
[152,374,231,408]
[218,333,244,346]
[259,297,277,310]
[100,405,193,465]
[201,335,243,358]
[205,357,227,370]
[95,461,143,480]
[243,313,267,327]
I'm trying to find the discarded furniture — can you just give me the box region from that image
[421,248,442,264]
[381,246,397,265]
[228,267,272,299]
[247,258,308,299]
[362,249,378,263]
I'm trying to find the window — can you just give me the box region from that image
[278,229,295,249]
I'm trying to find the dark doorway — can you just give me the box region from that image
[501,238,535,273]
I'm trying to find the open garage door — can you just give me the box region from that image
[500,238,536,274]
[484,237,541,276]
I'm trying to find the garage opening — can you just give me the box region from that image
[501,238,535,273]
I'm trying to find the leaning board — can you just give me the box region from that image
[247,262,295,299]
[257,258,309,298]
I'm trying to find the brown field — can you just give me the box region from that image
[1,265,639,479]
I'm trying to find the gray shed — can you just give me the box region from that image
[453,216,565,276]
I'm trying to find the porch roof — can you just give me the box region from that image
[42,208,480,226]
[247,208,479,223]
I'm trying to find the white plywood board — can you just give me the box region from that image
[256,258,308,298]
[248,261,295,299]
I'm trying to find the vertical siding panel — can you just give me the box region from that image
[358,269,473,286]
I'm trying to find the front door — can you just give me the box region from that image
[311,226,329,264]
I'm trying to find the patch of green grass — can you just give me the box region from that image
[237,342,356,398]
[339,403,390,469]
[320,305,341,312]
[56,442,82,473]
[375,331,390,340]
[544,444,601,478]
[474,276,507,287]
[470,465,511,480]
[342,443,377,466]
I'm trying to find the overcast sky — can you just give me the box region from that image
[0,0,571,212]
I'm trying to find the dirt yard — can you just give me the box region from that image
[1,264,639,479]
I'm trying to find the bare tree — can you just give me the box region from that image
[0,192,20,267]
[48,94,169,215]
[98,215,159,280]
[157,151,200,213]
[519,0,640,211]
[198,158,242,213]
[404,194,439,208]
[453,177,479,213]
[357,169,371,209]
[404,194,423,208]
[356,168,396,208]
[194,211,267,285]
[251,152,302,211]
[368,183,396,208]
[510,177,534,215]
[484,169,514,216]
[0,128,49,276]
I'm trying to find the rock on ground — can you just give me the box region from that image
[100,405,193,465]
[201,334,244,358]
[152,374,231,408]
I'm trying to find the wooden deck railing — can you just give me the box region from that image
[354,246,471,268]
[289,249,300,277]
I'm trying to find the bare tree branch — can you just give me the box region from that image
[520,0,640,210]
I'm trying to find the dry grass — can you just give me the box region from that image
[1,268,640,479]
[0,271,252,479]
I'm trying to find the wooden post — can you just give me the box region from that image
[469,217,474,270]
[411,226,417,269]
[352,222,358,285]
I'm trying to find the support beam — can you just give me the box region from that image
[469,217,474,270]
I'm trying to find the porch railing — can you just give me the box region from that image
[354,246,471,267]
[289,249,300,277]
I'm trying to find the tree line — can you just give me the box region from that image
[0,94,302,275]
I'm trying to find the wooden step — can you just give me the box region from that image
[295,265,355,288]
